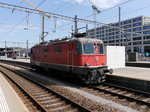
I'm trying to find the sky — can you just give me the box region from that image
[0,0,150,47]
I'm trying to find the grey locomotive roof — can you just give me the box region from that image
[33,37,103,47]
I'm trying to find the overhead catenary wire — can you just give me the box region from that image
[0,1,128,39]
[0,0,47,39]
[84,0,134,19]
[0,2,116,25]
[50,0,134,33]
[100,3,150,22]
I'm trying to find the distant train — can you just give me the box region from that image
[30,35,112,84]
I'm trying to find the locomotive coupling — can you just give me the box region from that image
[104,69,113,74]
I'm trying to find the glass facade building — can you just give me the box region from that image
[88,16,150,53]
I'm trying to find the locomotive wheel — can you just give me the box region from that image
[79,69,105,84]
[91,70,97,80]
[98,69,104,75]
[84,70,98,84]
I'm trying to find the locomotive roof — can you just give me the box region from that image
[33,37,103,48]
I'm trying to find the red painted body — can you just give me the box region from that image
[31,42,106,67]
[30,37,108,84]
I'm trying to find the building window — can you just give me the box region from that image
[144,46,150,52]
[123,20,131,24]
[109,29,112,32]
[144,22,150,25]
[144,17,150,21]
[144,36,150,39]
[116,36,119,38]
[127,29,131,32]
[133,27,141,31]
[109,40,115,43]
[144,41,150,44]
[133,41,141,45]
[134,46,141,52]
[115,23,119,26]
[126,34,131,38]
[133,17,142,22]
[96,28,101,31]
[128,42,131,45]
[102,27,105,29]
[133,37,141,41]
[96,32,99,34]
[116,32,119,34]
[124,25,131,28]
[143,25,150,29]
[133,22,141,27]
[143,30,150,34]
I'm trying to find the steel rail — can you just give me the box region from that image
[0,64,91,112]
[89,83,150,106]
[0,68,46,112]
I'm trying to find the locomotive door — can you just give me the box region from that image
[68,44,74,71]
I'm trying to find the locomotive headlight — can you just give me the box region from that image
[102,62,106,66]
[85,63,90,67]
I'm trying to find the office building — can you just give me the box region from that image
[88,16,150,53]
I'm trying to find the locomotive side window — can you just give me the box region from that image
[55,46,61,53]
[83,43,94,54]
[76,42,82,54]
[44,47,48,53]
[98,44,104,54]
[36,48,40,53]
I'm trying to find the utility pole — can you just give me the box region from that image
[119,7,121,46]
[22,0,51,42]
[74,15,78,35]
[86,24,89,37]
[18,42,20,58]
[26,40,28,58]
[5,41,7,59]
[40,14,45,42]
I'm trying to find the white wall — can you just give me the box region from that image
[106,46,125,69]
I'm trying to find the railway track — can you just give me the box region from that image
[0,65,91,112]
[0,62,150,111]
[88,83,150,107]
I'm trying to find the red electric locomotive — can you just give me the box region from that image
[30,35,112,84]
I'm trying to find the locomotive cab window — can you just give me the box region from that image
[83,43,94,54]
[98,44,104,54]
[76,42,82,54]
[55,46,62,53]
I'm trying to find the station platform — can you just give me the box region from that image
[0,73,29,112]
[126,61,150,67]
[0,57,30,63]
[110,66,150,81]
[106,66,150,92]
